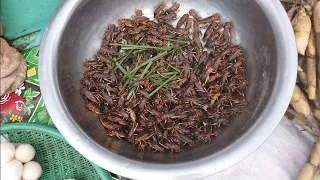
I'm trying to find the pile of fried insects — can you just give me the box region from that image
[80,1,249,153]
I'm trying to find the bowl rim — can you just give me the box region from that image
[39,0,297,179]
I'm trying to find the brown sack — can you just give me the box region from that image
[0,38,27,96]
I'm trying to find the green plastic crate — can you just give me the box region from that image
[1,123,113,180]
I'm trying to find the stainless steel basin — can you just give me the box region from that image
[39,0,297,179]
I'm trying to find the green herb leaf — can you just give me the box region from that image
[139,60,154,79]
[115,62,128,75]
[145,59,165,79]
[126,87,136,100]
[128,51,169,78]
[111,44,173,51]
[147,75,177,98]
[114,49,134,70]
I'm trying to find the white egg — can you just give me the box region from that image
[1,142,16,167]
[1,159,23,180]
[22,161,42,180]
[15,144,35,163]
[12,143,22,148]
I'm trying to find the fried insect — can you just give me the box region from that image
[176,14,189,29]
[81,2,249,153]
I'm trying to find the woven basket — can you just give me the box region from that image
[0,123,112,180]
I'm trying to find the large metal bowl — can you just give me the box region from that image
[39,0,297,179]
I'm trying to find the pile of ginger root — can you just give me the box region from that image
[281,0,320,179]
